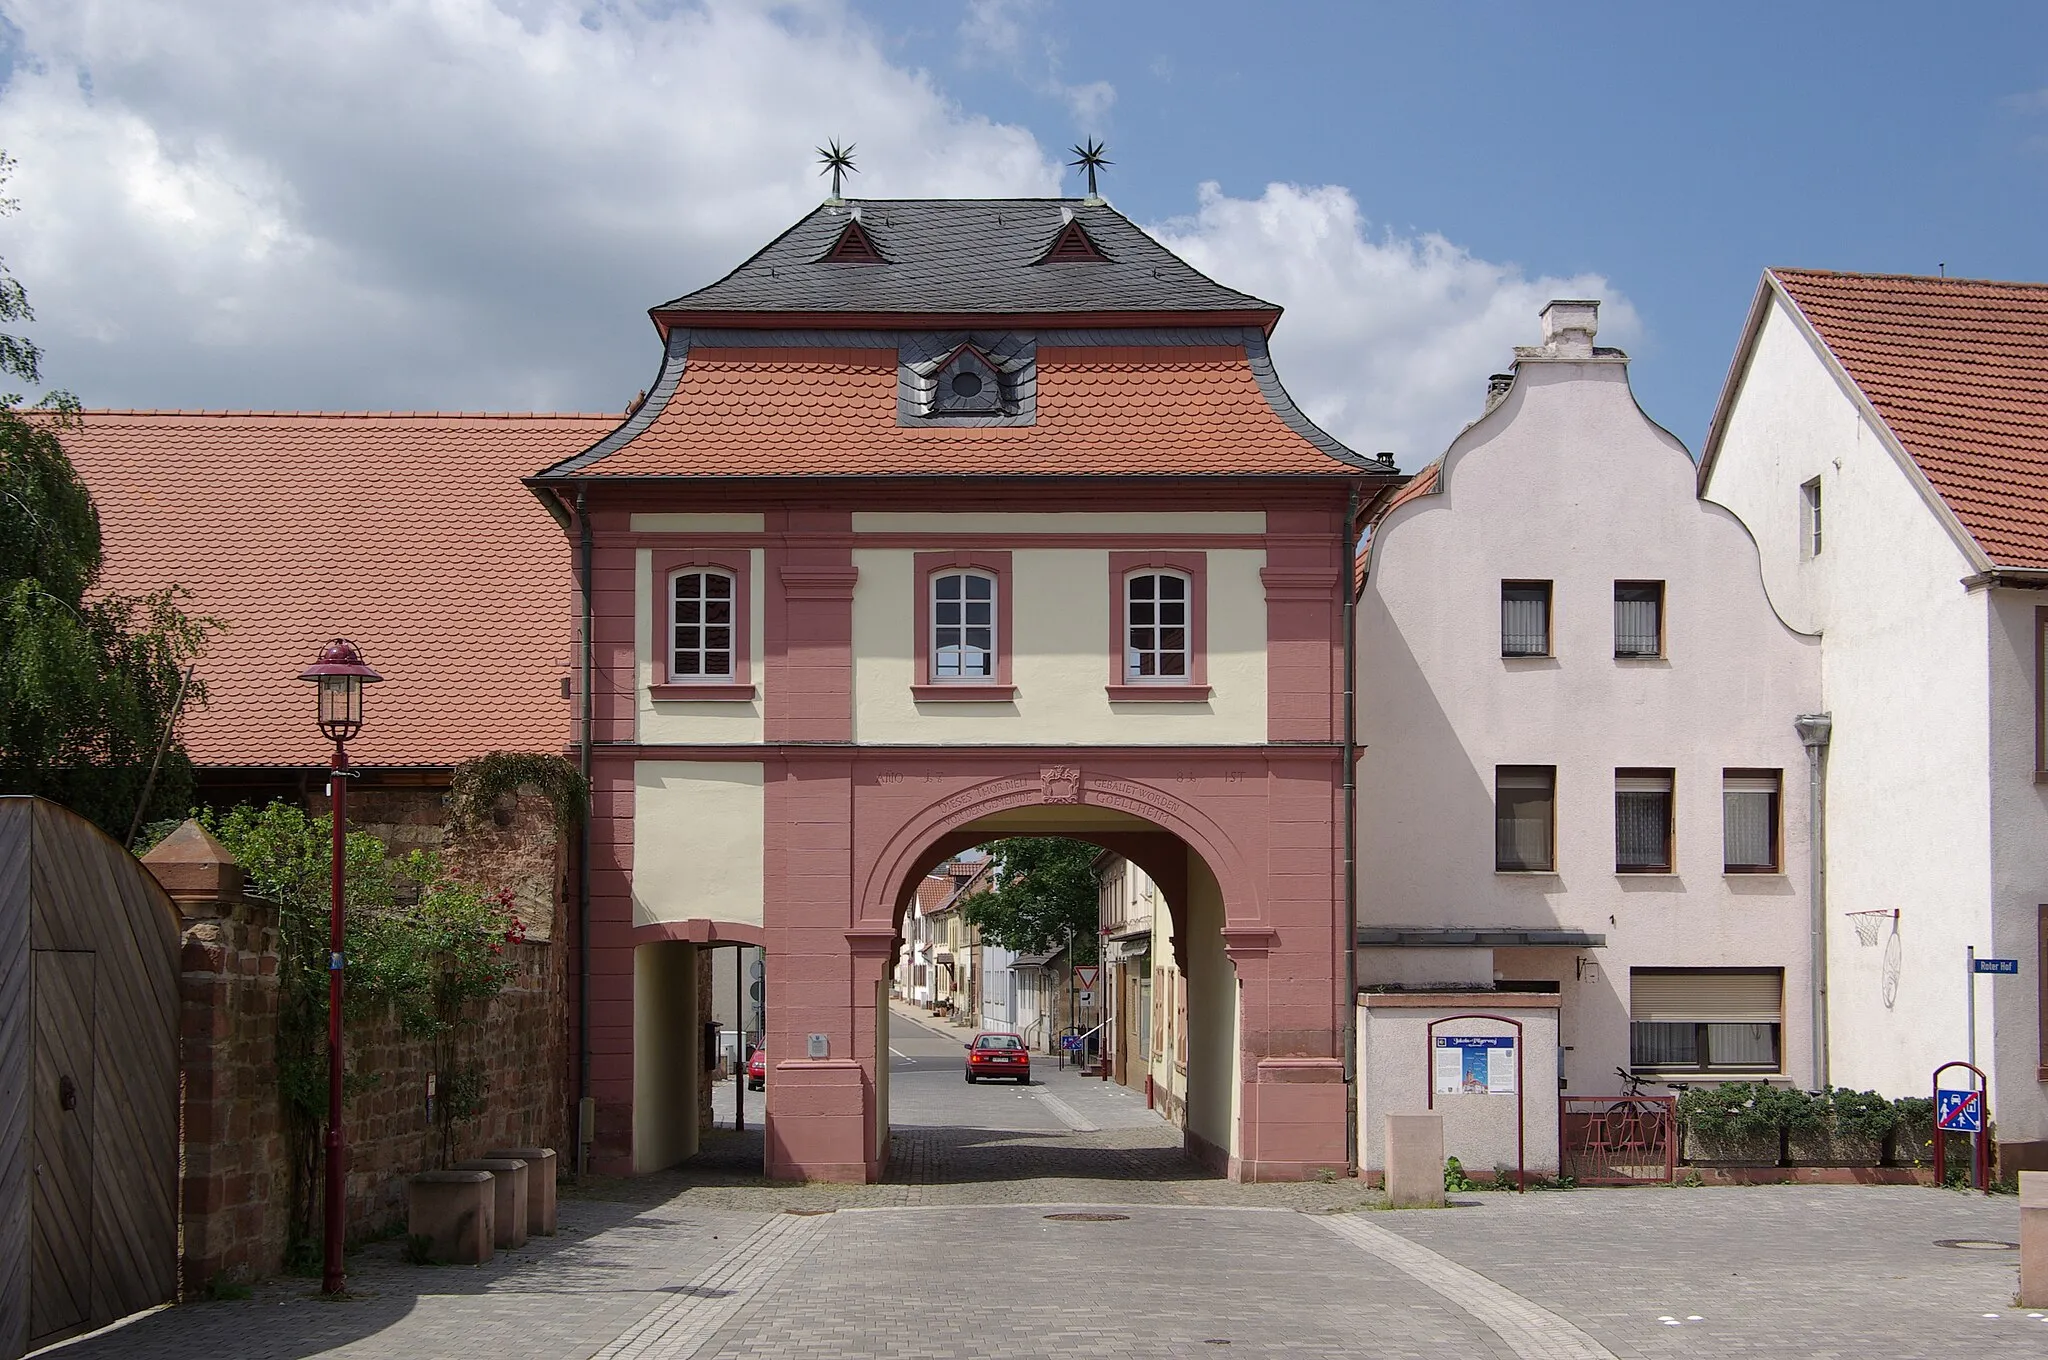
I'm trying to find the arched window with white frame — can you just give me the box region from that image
[670,568,736,680]
[931,569,997,681]
[1124,570,1190,681]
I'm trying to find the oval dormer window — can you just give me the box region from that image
[951,371,983,399]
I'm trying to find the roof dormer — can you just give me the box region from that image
[1037,217,1108,264]
[819,216,887,264]
[929,344,1004,416]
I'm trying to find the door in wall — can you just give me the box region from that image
[30,950,95,1345]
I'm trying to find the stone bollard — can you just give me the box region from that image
[408,1171,495,1265]
[1384,1113,1447,1209]
[2022,1171,2047,1307]
[454,1158,530,1250]
[487,1147,558,1236]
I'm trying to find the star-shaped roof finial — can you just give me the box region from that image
[1068,139,1111,200]
[817,140,857,202]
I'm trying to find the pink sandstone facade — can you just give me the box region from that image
[531,198,1400,1182]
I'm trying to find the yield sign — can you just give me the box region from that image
[1073,966,1099,991]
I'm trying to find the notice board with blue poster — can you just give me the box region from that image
[1433,1035,1517,1095]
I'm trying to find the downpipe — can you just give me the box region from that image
[1796,713,1832,1089]
[577,485,595,1177]
[1341,484,1361,1176]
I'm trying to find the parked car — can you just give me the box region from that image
[747,1041,766,1091]
[965,1031,1031,1084]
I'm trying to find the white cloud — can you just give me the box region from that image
[956,0,1114,135]
[1150,182,1642,466]
[1,0,1059,410]
[0,1,1635,458]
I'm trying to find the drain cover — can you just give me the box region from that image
[783,1208,835,1217]
[1934,1239,2018,1250]
[1044,1212,1130,1222]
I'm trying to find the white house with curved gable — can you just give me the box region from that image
[1357,300,1822,1107]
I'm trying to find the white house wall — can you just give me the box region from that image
[1988,590,2048,1144]
[1360,340,1821,1094]
[1703,294,1998,1107]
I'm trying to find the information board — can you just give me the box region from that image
[1433,1035,1517,1095]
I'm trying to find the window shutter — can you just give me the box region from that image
[1630,970,1782,1024]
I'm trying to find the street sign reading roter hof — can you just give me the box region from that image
[1936,1088,1983,1133]
[1971,957,2019,975]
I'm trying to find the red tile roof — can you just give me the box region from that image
[62,410,618,768]
[1770,269,2048,568]
[573,345,1356,477]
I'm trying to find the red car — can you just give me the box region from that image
[746,1041,766,1091]
[965,1031,1031,1084]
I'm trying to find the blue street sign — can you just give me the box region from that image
[1936,1088,1983,1133]
[1060,1035,1083,1051]
[1972,958,2019,975]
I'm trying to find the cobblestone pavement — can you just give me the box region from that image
[46,1004,2040,1358]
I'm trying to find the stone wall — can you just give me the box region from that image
[147,812,570,1292]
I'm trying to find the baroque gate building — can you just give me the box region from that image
[530,197,1399,1181]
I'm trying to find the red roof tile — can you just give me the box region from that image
[577,345,1355,477]
[1770,269,2048,568]
[61,410,618,768]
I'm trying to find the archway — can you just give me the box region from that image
[758,757,1349,1185]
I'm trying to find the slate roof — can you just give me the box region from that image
[62,410,615,767]
[543,340,1374,479]
[1763,269,2048,569]
[654,199,1275,322]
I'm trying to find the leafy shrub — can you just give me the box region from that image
[1443,1156,1476,1192]
[1815,1087,1898,1141]
[1677,1081,1785,1139]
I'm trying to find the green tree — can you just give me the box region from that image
[960,837,1101,963]
[0,149,215,836]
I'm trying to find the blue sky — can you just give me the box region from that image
[879,1,2048,449]
[1,1,2042,463]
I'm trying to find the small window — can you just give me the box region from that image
[1800,478,1823,558]
[1501,581,1552,657]
[1630,968,1783,1073]
[1615,769,1674,873]
[1495,766,1556,872]
[930,346,1003,417]
[1723,770,1782,873]
[1125,572,1190,680]
[1614,581,1664,658]
[931,570,997,681]
[670,570,735,679]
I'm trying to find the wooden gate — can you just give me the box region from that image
[0,798,179,1359]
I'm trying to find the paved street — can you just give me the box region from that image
[47,1006,2041,1358]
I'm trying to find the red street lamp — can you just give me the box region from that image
[296,639,382,1296]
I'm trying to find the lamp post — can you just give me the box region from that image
[297,639,383,1297]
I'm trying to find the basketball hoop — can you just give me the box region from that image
[1847,909,1897,948]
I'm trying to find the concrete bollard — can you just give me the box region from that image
[408,1170,496,1265]
[1384,1113,1447,1209]
[2022,1170,2047,1307]
[487,1146,558,1236]
[453,1158,530,1250]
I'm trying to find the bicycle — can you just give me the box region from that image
[1602,1069,1686,1169]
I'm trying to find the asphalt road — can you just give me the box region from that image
[884,1007,1069,1133]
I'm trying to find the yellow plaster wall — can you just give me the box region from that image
[633,940,701,1172]
[850,546,1269,744]
[632,761,764,928]
[1182,853,1240,1160]
[636,547,766,744]
[630,513,766,532]
[851,511,1265,534]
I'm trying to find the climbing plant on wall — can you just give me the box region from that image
[195,801,517,1260]
[447,751,588,837]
